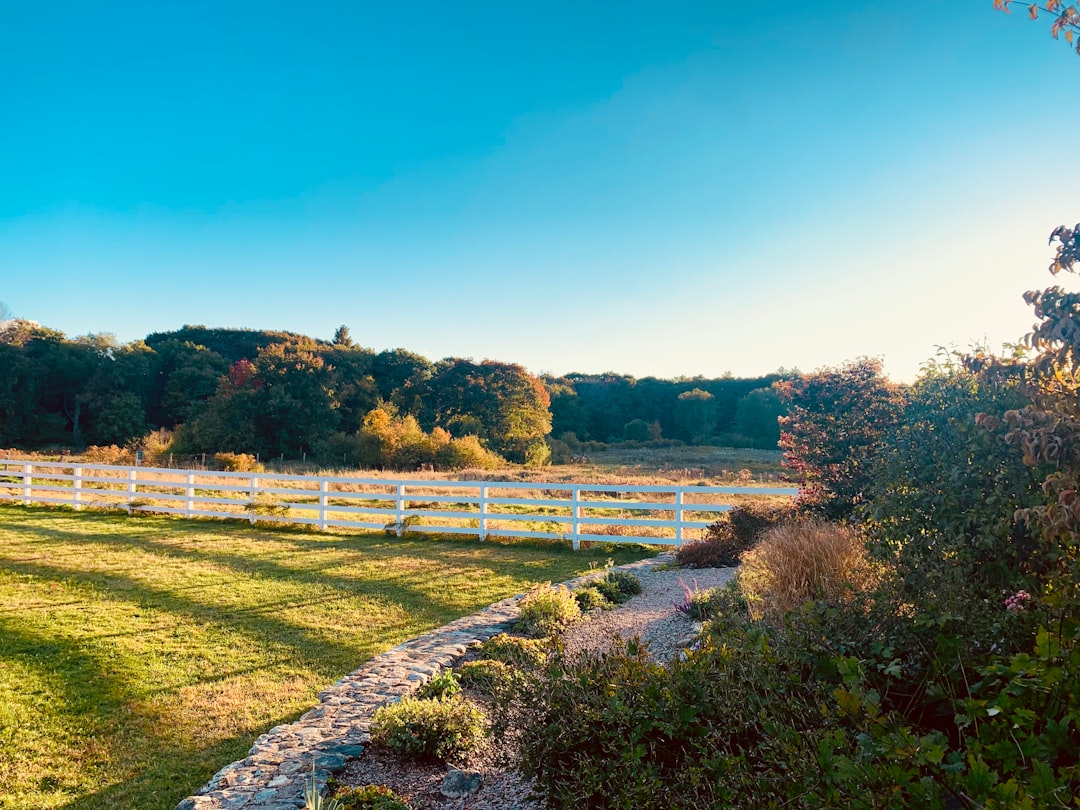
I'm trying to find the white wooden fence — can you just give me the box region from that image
[0,460,797,549]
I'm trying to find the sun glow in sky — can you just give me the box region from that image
[2,1,1077,382]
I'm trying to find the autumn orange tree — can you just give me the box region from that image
[994,0,1080,53]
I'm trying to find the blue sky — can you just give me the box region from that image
[2,1,1077,381]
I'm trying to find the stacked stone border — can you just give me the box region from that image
[175,554,671,810]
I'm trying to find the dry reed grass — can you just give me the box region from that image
[738,519,882,621]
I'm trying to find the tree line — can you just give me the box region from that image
[0,321,787,468]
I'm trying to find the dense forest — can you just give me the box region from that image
[0,321,787,468]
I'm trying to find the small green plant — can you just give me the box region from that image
[369,695,487,761]
[475,633,549,669]
[593,570,641,605]
[515,584,582,637]
[457,659,518,694]
[475,639,548,669]
[416,669,460,700]
[331,783,411,810]
[304,764,344,810]
[574,585,610,612]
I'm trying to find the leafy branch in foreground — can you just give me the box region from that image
[994,1,1080,53]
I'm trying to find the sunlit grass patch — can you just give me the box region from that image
[0,505,652,810]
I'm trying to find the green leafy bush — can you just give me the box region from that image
[573,585,610,612]
[331,784,411,810]
[415,669,460,700]
[515,585,581,637]
[592,570,641,605]
[456,659,518,694]
[496,626,839,809]
[475,633,549,669]
[369,695,486,762]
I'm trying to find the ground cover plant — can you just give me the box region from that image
[0,505,650,810]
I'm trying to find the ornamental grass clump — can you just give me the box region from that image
[515,584,581,637]
[738,519,881,621]
[369,695,487,762]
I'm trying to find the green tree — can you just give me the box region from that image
[674,388,715,443]
[733,386,786,447]
[409,359,552,463]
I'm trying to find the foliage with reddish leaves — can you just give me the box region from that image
[775,358,906,520]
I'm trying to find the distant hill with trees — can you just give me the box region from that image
[0,321,789,469]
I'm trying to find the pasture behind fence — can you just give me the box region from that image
[0,461,797,548]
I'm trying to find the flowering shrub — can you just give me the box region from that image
[1005,589,1032,612]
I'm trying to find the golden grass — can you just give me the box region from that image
[738,519,883,621]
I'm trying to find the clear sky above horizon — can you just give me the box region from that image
[2,1,1077,383]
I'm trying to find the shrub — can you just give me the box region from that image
[369,695,487,762]
[496,630,838,809]
[82,444,133,465]
[415,669,460,700]
[574,586,610,612]
[739,519,881,621]
[475,633,549,669]
[515,584,582,637]
[215,451,264,472]
[677,503,791,569]
[331,784,411,810]
[457,659,518,694]
[592,570,641,605]
[776,358,906,520]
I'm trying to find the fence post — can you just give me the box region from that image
[22,464,32,506]
[249,475,259,525]
[73,466,83,510]
[318,478,328,531]
[395,484,406,537]
[127,469,137,514]
[478,485,488,541]
[571,486,581,551]
[185,473,195,518]
[674,488,685,545]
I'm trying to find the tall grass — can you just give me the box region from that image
[738,520,882,620]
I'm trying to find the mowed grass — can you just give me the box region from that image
[0,505,653,810]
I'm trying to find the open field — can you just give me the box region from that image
[0,506,653,810]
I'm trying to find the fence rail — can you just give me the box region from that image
[0,461,798,549]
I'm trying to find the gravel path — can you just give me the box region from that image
[561,564,736,663]
[340,563,736,809]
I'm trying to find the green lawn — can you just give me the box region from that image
[0,505,653,810]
